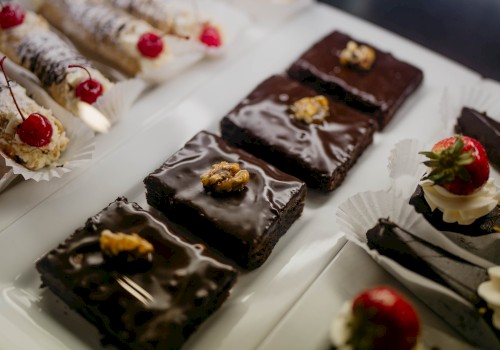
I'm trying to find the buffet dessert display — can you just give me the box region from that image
[2,0,499,349]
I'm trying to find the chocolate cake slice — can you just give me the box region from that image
[366,218,488,306]
[36,197,237,350]
[220,75,376,192]
[287,31,424,129]
[144,131,307,270]
[409,185,500,236]
[455,107,500,168]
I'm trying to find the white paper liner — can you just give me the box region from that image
[387,138,428,198]
[440,85,500,135]
[336,190,499,348]
[0,157,17,193]
[227,0,314,22]
[93,78,147,124]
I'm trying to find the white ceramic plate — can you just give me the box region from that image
[0,3,484,350]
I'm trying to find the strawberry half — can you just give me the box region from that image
[420,135,489,195]
[348,286,420,350]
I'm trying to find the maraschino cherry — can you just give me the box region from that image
[68,64,103,104]
[137,32,164,58]
[0,56,52,147]
[0,1,25,29]
[199,23,222,47]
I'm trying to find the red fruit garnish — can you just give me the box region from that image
[68,64,103,104]
[137,32,164,58]
[420,135,489,195]
[0,56,52,147]
[349,286,420,350]
[199,23,222,47]
[0,2,25,29]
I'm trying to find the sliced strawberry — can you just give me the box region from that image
[420,135,489,195]
[349,286,420,350]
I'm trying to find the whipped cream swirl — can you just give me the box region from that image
[421,178,500,225]
[478,266,500,330]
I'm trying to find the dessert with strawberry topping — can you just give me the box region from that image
[39,0,170,76]
[0,57,68,170]
[0,6,113,115]
[410,135,500,235]
[330,286,421,350]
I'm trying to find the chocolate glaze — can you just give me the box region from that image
[287,31,424,129]
[220,75,376,191]
[36,197,237,350]
[409,185,500,236]
[455,107,500,168]
[17,31,89,87]
[144,131,306,269]
[366,218,489,307]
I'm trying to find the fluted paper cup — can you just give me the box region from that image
[336,190,498,348]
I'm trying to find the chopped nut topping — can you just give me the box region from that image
[290,95,330,124]
[99,230,154,258]
[200,161,249,193]
[339,40,376,70]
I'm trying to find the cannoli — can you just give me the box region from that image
[105,0,223,47]
[0,57,69,171]
[39,0,171,75]
[0,4,114,115]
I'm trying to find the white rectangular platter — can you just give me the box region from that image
[0,2,484,350]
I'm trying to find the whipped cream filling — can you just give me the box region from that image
[330,301,422,350]
[421,178,500,225]
[478,266,500,330]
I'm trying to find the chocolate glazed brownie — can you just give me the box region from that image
[455,107,500,169]
[36,197,237,350]
[144,131,307,270]
[287,31,423,129]
[220,75,376,191]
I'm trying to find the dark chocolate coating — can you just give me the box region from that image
[287,31,424,129]
[409,185,500,236]
[220,75,376,191]
[455,107,500,169]
[17,31,89,87]
[144,131,307,270]
[366,218,488,306]
[36,197,237,350]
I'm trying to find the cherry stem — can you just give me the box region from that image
[0,56,26,121]
[68,64,95,88]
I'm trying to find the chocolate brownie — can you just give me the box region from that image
[220,75,376,191]
[144,131,307,270]
[36,197,237,350]
[455,107,500,168]
[287,31,424,129]
[409,185,500,236]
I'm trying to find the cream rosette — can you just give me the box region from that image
[336,190,499,348]
[0,75,95,190]
[388,138,500,264]
[228,0,313,22]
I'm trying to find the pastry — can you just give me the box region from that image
[330,286,421,350]
[0,57,68,170]
[220,75,376,191]
[105,0,223,47]
[287,31,424,129]
[0,4,114,115]
[39,0,170,76]
[36,197,237,350]
[144,131,307,270]
[409,135,500,236]
[455,107,500,169]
